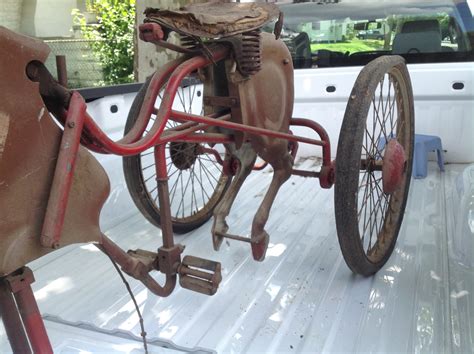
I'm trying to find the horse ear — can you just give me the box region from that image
[274,11,284,40]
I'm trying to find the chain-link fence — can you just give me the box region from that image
[44,39,105,89]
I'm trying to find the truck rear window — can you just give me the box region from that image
[268,0,474,68]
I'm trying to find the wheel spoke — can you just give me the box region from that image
[177,87,186,112]
[169,170,183,207]
[199,159,220,186]
[390,80,399,134]
[359,172,372,246]
[358,171,371,218]
[372,105,387,156]
[197,155,221,171]
[141,150,154,157]
[144,173,156,183]
[189,84,197,113]
[198,160,207,206]
[197,159,212,201]
[176,167,193,219]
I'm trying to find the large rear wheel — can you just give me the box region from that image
[123,76,230,234]
[335,55,414,275]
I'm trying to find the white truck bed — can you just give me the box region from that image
[1,160,472,353]
[1,58,473,352]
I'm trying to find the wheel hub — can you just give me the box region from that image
[169,142,198,170]
[382,139,406,194]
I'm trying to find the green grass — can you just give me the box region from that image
[311,39,385,54]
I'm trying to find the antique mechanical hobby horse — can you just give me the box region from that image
[0,2,414,352]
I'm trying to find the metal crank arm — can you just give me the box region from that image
[99,143,223,297]
[214,231,270,262]
[98,235,222,296]
[97,235,178,297]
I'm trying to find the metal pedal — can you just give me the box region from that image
[178,256,222,296]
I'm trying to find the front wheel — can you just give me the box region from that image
[335,55,414,276]
[123,76,230,234]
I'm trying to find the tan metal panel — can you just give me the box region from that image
[0,27,110,276]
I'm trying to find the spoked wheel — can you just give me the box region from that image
[335,56,414,276]
[123,76,230,234]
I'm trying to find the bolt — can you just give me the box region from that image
[283,58,290,65]
[351,95,356,100]
[26,64,40,81]
[67,121,75,128]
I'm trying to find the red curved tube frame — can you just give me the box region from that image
[41,91,86,249]
[290,118,331,167]
[77,46,229,156]
[67,47,331,168]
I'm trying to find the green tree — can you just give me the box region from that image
[73,0,136,85]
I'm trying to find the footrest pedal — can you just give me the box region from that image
[178,256,222,296]
[215,231,265,244]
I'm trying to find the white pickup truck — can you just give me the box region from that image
[1,0,473,353]
[88,0,474,226]
[280,0,474,163]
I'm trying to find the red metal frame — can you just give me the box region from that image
[40,44,334,250]
[78,47,230,155]
[41,92,87,249]
[40,60,336,245]
[0,268,53,354]
[63,45,331,165]
[6,27,335,354]
[0,278,31,353]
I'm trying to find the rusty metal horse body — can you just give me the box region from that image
[0,3,322,351]
[210,32,295,261]
[0,2,416,351]
[144,3,295,261]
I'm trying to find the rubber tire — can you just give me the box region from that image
[335,55,414,276]
[123,77,230,234]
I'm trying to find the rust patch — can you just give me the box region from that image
[37,107,45,121]
[0,112,10,160]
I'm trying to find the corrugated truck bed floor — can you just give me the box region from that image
[1,161,473,353]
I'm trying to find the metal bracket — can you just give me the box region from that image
[4,268,35,293]
[203,95,240,108]
[126,249,159,276]
[157,245,185,275]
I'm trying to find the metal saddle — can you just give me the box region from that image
[144,2,281,39]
